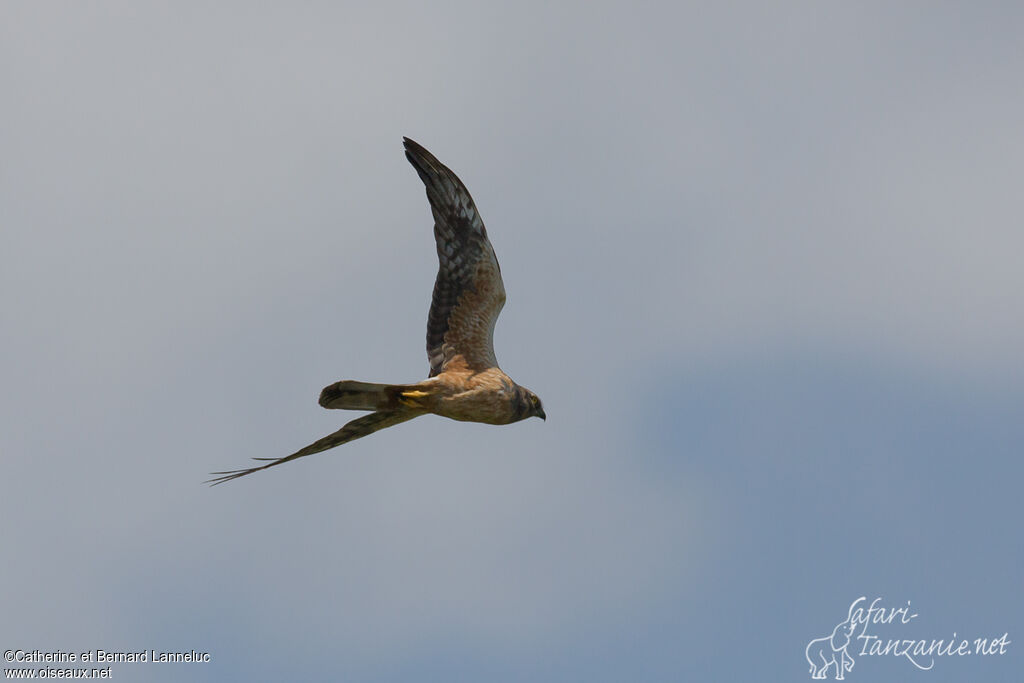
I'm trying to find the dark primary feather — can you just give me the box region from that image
[206,410,418,485]
[403,137,505,377]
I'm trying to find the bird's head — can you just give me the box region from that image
[515,386,545,422]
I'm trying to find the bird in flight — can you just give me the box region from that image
[209,138,545,485]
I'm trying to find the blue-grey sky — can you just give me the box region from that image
[2,2,1021,681]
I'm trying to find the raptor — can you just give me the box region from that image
[209,138,544,484]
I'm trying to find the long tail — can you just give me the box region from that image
[318,380,403,410]
[206,410,420,485]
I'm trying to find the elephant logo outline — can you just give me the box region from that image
[806,611,858,680]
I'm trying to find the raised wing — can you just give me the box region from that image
[404,137,506,377]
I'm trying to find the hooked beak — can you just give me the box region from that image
[537,407,546,421]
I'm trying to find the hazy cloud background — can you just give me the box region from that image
[2,2,1021,681]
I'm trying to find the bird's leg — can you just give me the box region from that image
[398,389,431,409]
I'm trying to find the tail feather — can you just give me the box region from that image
[319,380,397,410]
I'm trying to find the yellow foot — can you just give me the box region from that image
[399,389,430,408]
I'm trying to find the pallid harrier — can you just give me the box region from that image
[209,138,545,485]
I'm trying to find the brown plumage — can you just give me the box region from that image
[208,138,544,485]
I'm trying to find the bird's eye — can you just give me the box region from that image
[531,395,539,405]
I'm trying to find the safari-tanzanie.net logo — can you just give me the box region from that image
[804,596,1010,680]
